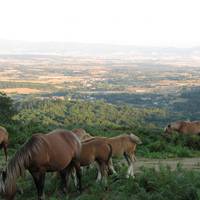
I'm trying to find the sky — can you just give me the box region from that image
[0,0,200,47]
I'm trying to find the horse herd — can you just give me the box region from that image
[0,120,200,200]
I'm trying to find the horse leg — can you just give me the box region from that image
[96,163,102,182]
[97,160,107,184]
[124,152,132,178]
[74,162,82,192]
[130,154,136,178]
[101,162,108,185]
[108,158,117,175]
[71,167,78,188]
[60,162,77,194]
[64,162,75,192]
[30,171,46,200]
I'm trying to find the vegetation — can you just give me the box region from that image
[0,92,16,125]
[8,165,200,200]
[0,93,199,158]
[0,88,200,200]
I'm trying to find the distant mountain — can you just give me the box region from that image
[0,39,200,58]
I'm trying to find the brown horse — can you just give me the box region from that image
[0,129,82,200]
[52,128,93,180]
[72,128,94,141]
[85,133,142,179]
[72,138,112,185]
[164,120,200,135]
[80,138,112,181]
[0,126,9,161]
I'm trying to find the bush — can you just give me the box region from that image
[183,135,200,150]
[148,141,166,152]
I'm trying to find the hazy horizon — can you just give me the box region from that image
[1,39,200,57]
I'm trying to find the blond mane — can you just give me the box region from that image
[129,133,142,144]
[0,126,8,134]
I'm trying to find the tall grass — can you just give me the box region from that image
[12,165,200,200]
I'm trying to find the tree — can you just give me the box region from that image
[0,92,16,125]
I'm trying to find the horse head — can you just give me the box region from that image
[164,124,173,134]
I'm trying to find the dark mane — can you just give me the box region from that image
[1,134,46,193]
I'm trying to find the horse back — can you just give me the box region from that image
[45,130,81,160]
[81,138,111,166]
[28,130,81,171]
[180,121,200,134]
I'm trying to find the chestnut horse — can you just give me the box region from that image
[0,129,82,200]
[80,138,112,181]
[52,128,93,179]
[72,138,112,185]
[85,133,142,179]
[0,126,9,161]
[164,120,200,135]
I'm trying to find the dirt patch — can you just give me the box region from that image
[134,157,200,172]
[1,88,42,94]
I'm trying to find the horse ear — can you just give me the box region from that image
[168,124,171,128]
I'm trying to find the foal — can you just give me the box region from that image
[86,133,142,179]
[0,126,9,161]
[72,138,112,185]
[0,129,82,200]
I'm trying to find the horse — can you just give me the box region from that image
[0,129,82,200]
[80,138,112,181]
[72,128,94,141]
[0,126,9,161]
[164,120,200,135]
[72,138,112,185]
[84,133,142,179]
[52,128,94,180]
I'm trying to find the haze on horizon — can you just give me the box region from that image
[0,0,200,48]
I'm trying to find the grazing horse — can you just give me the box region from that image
[0,126,9,161]
[164,120,200,135]
[72,138,112,185]
[52,128,93,179]
[0,129,82,200]
[72,128,93,141]
[85,133,142,179]
[80,138,112,181]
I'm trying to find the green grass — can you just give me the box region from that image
[6,124,200,159]
[10,165,200,200]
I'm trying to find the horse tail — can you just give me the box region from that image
[129,133,142,145]
[106,143,112,164]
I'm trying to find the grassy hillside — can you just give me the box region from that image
[1,97,199,158]
[1,94,200,199]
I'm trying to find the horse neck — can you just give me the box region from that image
[174,122,184,131]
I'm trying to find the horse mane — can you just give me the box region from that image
[129,133,142,145]
[1,134,45,193]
